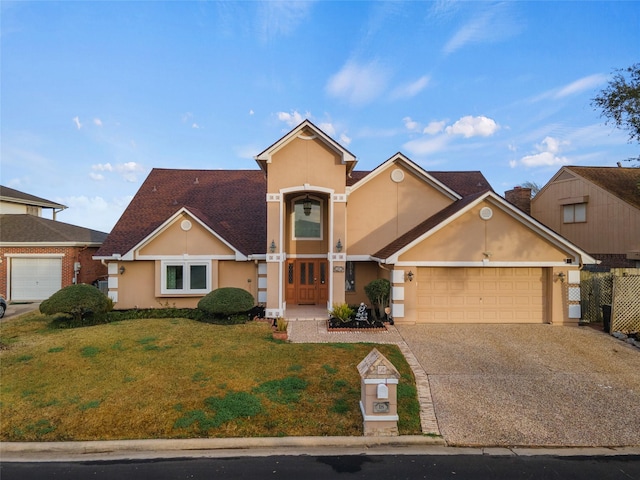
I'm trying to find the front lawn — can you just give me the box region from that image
[0,313,421,441]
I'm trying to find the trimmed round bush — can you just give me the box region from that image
[197,287,255,317]
[40,284,113,323]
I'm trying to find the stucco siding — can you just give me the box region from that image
[400,201,571,263]
[266,136,346,194]
[138,213,235,257]
[347,163,454,256]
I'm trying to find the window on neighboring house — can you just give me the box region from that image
[345,261,356,292]
[162,261,209,294]
[293,196,322,239]
[563,203,586,223]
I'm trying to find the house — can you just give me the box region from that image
[529,166,640,269]
[95,121,595,324]
[0,186,109,301]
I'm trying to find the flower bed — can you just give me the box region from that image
[327,317,388,332]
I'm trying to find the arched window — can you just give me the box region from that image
[293,195,322,239]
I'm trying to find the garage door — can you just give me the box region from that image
[11,257,62,301]
[417,267,546,323]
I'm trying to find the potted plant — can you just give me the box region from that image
[272,317,288,340]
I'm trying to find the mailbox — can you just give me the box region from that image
[357,348,400,436]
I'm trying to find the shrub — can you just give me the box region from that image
[40,284,113,323]
[364,278,390,319]
[329,303,354,323]
[197,287,255,317]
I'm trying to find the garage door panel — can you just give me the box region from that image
[11,257,62,300]
[416,267,545,324]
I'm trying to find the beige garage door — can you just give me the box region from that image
[417,267,546,323]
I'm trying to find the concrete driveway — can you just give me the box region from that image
[396,324,640,447]
[1,302,40,321]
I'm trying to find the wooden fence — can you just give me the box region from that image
[581,269,640,332]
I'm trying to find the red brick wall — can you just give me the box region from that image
[0,246,107,299]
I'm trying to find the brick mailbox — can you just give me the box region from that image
[357,348,400,436]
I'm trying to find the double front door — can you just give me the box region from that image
[285,259,329,305]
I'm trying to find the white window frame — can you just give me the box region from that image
[161,260,210,295]
[563,203,586,224]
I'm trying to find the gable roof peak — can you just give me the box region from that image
[254,119,357,172]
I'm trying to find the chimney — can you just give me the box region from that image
[505,186,532,215]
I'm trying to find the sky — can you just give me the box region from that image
[2,1,639,233]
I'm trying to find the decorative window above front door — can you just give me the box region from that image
[292,195,322,240]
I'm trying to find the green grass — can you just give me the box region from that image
[0,312,422,441]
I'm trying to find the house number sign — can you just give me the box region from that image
[373,402,390,413]
[333,266,344,272]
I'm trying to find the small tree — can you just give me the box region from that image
[364,278,390,320]
[40,284,113,323]
[592,63,639,165]
[197,287,254,317]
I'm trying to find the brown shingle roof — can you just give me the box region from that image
[0,214,107,243]
[0,185,67,210]
[566,166,640,210]
[95,169,267,257]
[348,170,492,196]
[97,167,495,258]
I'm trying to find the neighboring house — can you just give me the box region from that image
[530,166,640,269]
[95,121,595,324]
[0,186,109,301]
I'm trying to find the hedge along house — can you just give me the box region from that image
[95,121,596,324]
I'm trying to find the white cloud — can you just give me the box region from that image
[92,163,114,172]
[391,75,430,99]
[90,161,144,182]
[57,195,134,233]
[339,133,351,145]
[318,122,336,137]
[555,74,609,98]
[445,115,499,138]
[93,118,103,127]
[531,74,610,102]
[249,109,254,116]
[423,120,447,135]
[519,136,570,167]
[277,110,308,127]
[257,1,313,42]
[192,123,200,129]
[403,134,451,156]
[403,117,420,132]
[73,116,82,129]
[443,3,522,55]
[326,60,390,106]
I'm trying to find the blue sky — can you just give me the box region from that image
[2,1,638,233]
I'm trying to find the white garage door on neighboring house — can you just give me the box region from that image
[416,267,546,323]
[11,257,62,301]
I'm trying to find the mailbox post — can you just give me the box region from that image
[357,348,400,436]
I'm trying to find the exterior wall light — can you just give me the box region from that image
[407,270,414,282]
[556,272,565,283]
[336,239,343,252]
[270,240,277,253]
[119,265,126,275]
[303,195,312,216]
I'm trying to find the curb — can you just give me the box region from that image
[2,436,640,463]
